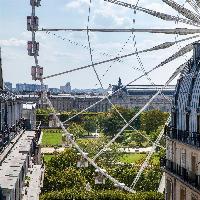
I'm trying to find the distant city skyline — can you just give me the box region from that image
[4,81,108,94]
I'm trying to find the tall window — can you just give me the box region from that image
[180,187,186,200]
[173,111,177,129]
[191,154,197,173]
[181,149,186,168]
[186,113,190,131]
[197,115,200,133]
[166,179,173,200]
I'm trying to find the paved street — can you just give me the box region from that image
[41,146,153,154]
[118,147,153,153]
[41,147,65,154]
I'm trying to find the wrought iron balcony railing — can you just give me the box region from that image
[165,126,200,148]
[160,158,200,190]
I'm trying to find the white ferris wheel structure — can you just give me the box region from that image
[27,0,200,193]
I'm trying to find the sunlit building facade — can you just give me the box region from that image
[163,43,200,200]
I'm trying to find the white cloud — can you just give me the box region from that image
[21,31,47,40]
[64,0,89,13]
[0,38,26,47]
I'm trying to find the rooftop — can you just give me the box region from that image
[0,131,36,190]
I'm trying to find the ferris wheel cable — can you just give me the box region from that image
[174,1,190,64]
[104,0,200,27]
[95,34,141,86]
[60,39,189,125]
[162,0,200,22]
[93,60,188,161]
[42,38,198,80]
[84,0,160,149]
[86,0,104,88]
[45,31,123,64]
[47,42,194,124]
[96,34,135,82]
[41,28,200,34]
[194,0,200,8]
[187,0,200,15]
[131,116,171,189]
[94,1,172,104]
[130,7,172,104]
[134,45,172,103]
[131,61,188,189]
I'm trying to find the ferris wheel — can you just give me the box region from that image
[27,0,200,193]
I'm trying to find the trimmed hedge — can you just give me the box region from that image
[40,190,164,200]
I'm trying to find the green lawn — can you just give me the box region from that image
[44,154,55,163]
[120,153,146,164]
[42,131,62,146]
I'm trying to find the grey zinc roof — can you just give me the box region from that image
[0,131,36,190]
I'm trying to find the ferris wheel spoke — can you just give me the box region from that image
[104,0,200,27]
[162,0,200,23]
[131,60,188,189]
[187,0,200,15]
[130,117,171,189]
[41,28,200,35]
[194,0,200,8]
[91,43,193,160]
[42,38,197,80]
[92,60,186,161]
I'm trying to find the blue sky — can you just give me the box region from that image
[0,0,198,89]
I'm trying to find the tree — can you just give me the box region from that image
[36,108,54,115]
[141,110,169,134]
[83,116,97,135]
[67,123,87,139]
[101,106,141,137]
[129,130,147,147]
[136,167,162,192]
[43,167,86,192]
[77,136,122,165]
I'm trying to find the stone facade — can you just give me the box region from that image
[18,84,174,113]
[163,43,200,200]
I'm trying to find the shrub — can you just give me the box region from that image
[40,190,164,200]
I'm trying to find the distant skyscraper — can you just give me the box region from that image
[60,82,71,93]
[15,83,48,93]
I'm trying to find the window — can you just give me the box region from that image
[191,154,197,173]
[180,187,186,200]
[186,113,190,131]
[181,149,186,168]
[197,115,200,133]
[166,179,173,200]
[173,111,177,128]
[166,142,173,160]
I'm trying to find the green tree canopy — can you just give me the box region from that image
[101,106,141,137]
[67,123,87,139]
[83,116,97,134]
[141,110,169,134]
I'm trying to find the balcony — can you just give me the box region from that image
[165,127,200,148]
[160,158,200,190]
